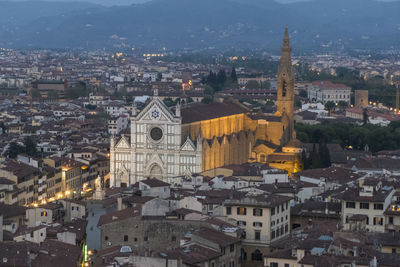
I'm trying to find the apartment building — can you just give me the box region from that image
[223,193,292,266]
[339,180,395,233]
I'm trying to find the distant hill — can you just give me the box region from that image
[0,0,399,51]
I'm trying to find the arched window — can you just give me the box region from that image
[251,249,263,261]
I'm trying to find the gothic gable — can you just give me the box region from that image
[115,136,130,149]
[181,138,196,152]
[136,97,176,123]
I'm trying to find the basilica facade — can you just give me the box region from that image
[109,26,300,187]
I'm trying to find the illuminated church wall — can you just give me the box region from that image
[182,113,260,171]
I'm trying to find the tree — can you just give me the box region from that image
[163,98,175,107]
[338,101,348,108]
[230,67,237,83]
[24,137,37,157]
[301,150,309,170]
[319,141,331,168]
[362,108,369,126]
[245,80,260,89]
[295,99,302,109]
[309,144,320,169]
[86,104,97,110]
[325,101,336,115]
[217,70,227,85]
[299,89,308,98]
[7,142,24,158]
[202,95,213,104]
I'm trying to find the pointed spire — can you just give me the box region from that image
[175,100,181,117]
[131,100,137,116]
[282,25,291,49]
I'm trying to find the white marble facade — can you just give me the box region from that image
[110,95,202,187]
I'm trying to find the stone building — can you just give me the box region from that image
[223,193,292,266]
[109,26,300,186]
[97,209,237,252]
[355,90,369,108]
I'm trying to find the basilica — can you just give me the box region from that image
[109,26,302,187]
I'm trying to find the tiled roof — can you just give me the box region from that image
[140,177,170,188]
[97,208,141,226]
[181,101,249,124]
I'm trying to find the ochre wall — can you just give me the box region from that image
[182,113,288,172]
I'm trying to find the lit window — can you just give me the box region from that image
[237,207,247,215]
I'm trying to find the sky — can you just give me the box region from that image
[2,0,399,5]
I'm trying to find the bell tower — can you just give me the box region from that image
[276,25,295,141]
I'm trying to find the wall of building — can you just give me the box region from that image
[26,208,53,227]
[100,217,214,251]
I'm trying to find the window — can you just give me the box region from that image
[285,264,290,267]
[226,207,232,215]
[172,236,176,241]
[374,203,383,210]
[105,236,108,241]
[230,244,235,252]
[345,216,349,224]
[237,207,247,215]
[253,208,263,217]
[254,231,261,240]
[124,235,128,241]
[360,203,369,209]
[241,231,246,239]
[251,249,263,261]
[271,230,276,239]
[389,217,394,225]
[285,224,288,233]
[221,247,226,255]
[134,238,138,242]
[392,248,396,254]
[366,217,369,225]
[41,211,47,217]
[271,207,275,216]
[237,221,247,226]
[144,236,148,241]
[30,232,34,238]
[282,80,287,97]
[241,248,247,261]
[253,222,263,227]
[271,263,278,267]
[346,202,356,209]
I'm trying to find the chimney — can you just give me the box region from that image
[117,197,122,211]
